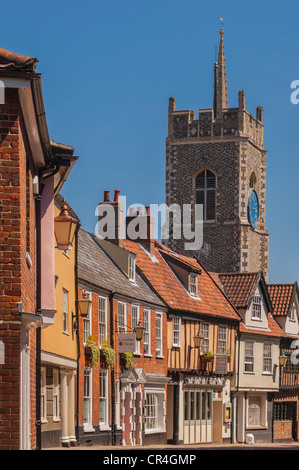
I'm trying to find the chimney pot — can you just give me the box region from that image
[104,190,110,202]
[114,190,120,202]
[145,206,151,216]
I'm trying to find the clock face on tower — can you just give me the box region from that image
[248,189,260,230]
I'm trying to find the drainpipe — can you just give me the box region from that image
[35,189,42,451]
[74,224,81,444]
[109,291,116,445]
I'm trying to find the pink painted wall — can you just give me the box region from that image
[41,176,56,312]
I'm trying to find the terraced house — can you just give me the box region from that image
[0,47,77,450]
[76,195,169,447]
[120,205,242,445]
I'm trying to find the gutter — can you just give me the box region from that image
[74,224,81,444]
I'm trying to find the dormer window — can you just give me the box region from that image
[290,303,297,322]
[128,254,136,282]
[252,294,262,320]
[189,273,198,296]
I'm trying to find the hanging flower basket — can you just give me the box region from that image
[100,340,115,370]
[120,352,134,370]
[200,350,214,363]
[85,335,100,367]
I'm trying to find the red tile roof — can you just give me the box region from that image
[0,48,38,71]
[267,284,296,317]
[122,240,241,322]
[215,272,259,308]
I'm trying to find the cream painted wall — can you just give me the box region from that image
[41,203,77,361]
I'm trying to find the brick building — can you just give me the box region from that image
[164,27,269,279]
[0,48,76,450]
[268,283,299,442]
[77,215,168,447]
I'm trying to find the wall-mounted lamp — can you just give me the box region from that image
[72,291,92,329]
[192,331,204,349]
[134,321,145,342]
[279,354,288,367]
[54,199,78,250]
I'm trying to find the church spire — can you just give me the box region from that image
[213,26,228,118]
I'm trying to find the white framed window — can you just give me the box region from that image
[247,394,267,428]
[201,323,210,352]
[128,254,136,282]
[98,296,107,346]
[118,302,127,333]
[99,369,109,428]
[83,291,92,344]
[189,273,198,296]
[173,317,181,347]
[131,305,140,354]
[143,308,151,355]
[83,367,93,431]
[217,325,227,354]
[53,368,60,422]
[62,288,69,334]
[289,302,297,322]
[115,380,121,429]
[252,294,262,320]
[263,343,272,374]
[156,312,163,357]
[144,389,166,433]
[41,367,47,423]
[244,341,254,373]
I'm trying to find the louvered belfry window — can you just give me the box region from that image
[195,170,216,220]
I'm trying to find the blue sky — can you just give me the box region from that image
[2,0,298,283]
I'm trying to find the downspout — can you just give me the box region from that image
[109,291,116,445]
[74,224,81,444]
[35,161,61,450]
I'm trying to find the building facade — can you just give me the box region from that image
[121,206,241,445]
[164,28,269,279]
[77,220,168,447]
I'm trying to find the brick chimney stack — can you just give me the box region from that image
[97,190,124,247]
[125,206,155,253]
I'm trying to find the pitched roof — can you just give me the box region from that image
[77,228,165,308]
[0,48,38,71]
[215,272,259,309]
[267,283,297,317]
[239,314,286,338]
[122,239,241,322]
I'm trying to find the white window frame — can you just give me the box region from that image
[115,379,121,429]
[246,394,267,429]
[41,366,47,423]
[289,302,297,322]
[263,343,273,374]
[189,273,198,296]
[200,323,210,353]
[83,290,92,345]
[156,312,163,357]
[131,305,140,354]
[99,368,110,429]
[144,389,166,434]
[217,325,227,354]
[172,317,181,347]
[128,254,136,282]
[244,341,255,373]
[98,296,107,346]
[83,367,94,432]
[252,294,262,320]
[53,368,60,422]
[143,308,151,355]
[62,288,69,334]
[118,301,127,333]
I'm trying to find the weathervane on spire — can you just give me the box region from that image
[220,17,224,34]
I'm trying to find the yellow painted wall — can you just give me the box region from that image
[41,203,77,361]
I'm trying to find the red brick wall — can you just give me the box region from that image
[0,89,37,450]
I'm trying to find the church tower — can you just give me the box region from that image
[165,27,269,279]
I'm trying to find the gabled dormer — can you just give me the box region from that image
[268,282,299,336]
[159,250,201,297]
[217,272,273,329]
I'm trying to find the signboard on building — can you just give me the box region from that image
[118,333,136,353]
[215,355,228,375]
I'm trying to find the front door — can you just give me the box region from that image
[183,388,213,444]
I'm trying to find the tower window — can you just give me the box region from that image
[195,170,216,220]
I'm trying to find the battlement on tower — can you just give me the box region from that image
[167,91,264,148]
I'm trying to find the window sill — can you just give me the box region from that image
[99,424,111,431]
[244,371,255,374]
[156,355,164,359]
[246,425,267,430]
[144,354,152,358]
[145,428,165,435]
[251,317,262,322]
[83,425,95,433]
